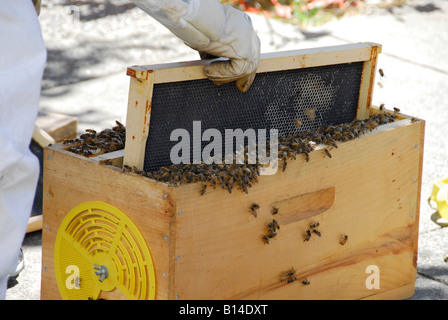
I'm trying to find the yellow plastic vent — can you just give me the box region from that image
[54,201,156,300]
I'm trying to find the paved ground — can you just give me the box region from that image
[6,0,448,299]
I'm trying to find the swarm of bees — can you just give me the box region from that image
[64,111,397,195]
[63,121,126,156]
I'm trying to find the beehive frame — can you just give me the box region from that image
[123,42,381,171]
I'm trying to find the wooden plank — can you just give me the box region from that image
[41,145,174,300]
[26,215,43,233]
[127,42,381,84]
[170,116,423,299]
[35,111,77,142]
[123,73,154,170]
[357,45,380,119]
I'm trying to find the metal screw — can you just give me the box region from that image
[93,264,109,282]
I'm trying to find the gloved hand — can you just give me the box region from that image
[130,0,260,92]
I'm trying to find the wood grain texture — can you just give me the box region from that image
[170,116,423,299]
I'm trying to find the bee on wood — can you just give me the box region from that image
[281,268,296,283]
[268,219,280,230]
[287,276,297,283]
[309,222,320,229]
[379,104,385,112]
[303,229,311,242]
[122,165,132,172]
[323,148,332,158]
[267,231,277,238]
[312,229,321,237]
[304,152,310,163]
[249,203,260,217]
[393,107,401,113]
[262,235,270,244]
[339,234,348,246]
[271,206,279,215]
[379,68,385,77]
[281,159,287,172]
[99,159,112,165]
[302,279,310,285]
[411,117,418,123]
[200,184,207,196]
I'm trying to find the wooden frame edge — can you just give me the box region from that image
[127,42,382,84]
[124,43,382,171]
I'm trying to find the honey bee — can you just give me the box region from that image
[281,268,296,283]
[305,109,316,121]
[268,219,280,230]
[379,68,385,77]
[324,148,332,158]
[339,234,348,245]
[262,235,270,244]
[302,279,310,285]
[281,159,287,172]
[309,222,320,229]
[200,184,207,196]
[303,230,311,242]
[379,104,385,112]
[393,107,401,113]
[271,206,279,215]
[99,159,112,165]
[312,229,321,237]
[296,119,302,127]
[287,276,297,283]
[249,203,260,217]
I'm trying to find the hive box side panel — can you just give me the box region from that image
[170,118,423,300]
[41,146,175,300]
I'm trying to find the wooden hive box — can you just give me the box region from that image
[41,43,425,300]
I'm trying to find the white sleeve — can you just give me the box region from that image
[130,0,200,28]
[0,0,46,299]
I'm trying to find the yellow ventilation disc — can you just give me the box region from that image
[54,201,156,300]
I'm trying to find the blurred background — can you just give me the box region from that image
[7,0,448,299]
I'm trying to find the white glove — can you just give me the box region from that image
[130,0,260,92]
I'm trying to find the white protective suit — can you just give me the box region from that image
[0,0,47,299]
[0,0,259,299]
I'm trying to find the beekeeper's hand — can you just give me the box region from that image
[130,0,261,92]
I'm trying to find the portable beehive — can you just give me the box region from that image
[41,43,425,300]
